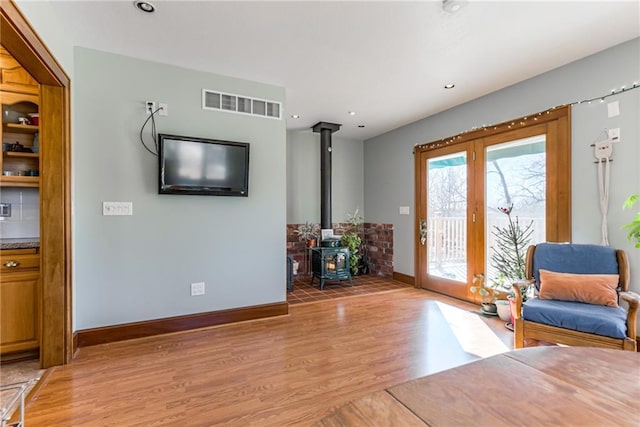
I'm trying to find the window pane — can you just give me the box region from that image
[485,135,546,288]
[427,152,467,282]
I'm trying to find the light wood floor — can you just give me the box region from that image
[24,288,514,426]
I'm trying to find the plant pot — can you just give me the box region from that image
[481,302,497,314]
[306,239,317,248]
[495,299,511,321]
[508,295,517,325]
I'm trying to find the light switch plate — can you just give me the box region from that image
[103,202,133,216]
[399,206,410,215]
[607,101,620,118]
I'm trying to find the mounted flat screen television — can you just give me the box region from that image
[158,134,250,196]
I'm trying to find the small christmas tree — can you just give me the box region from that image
[490,204,534,282]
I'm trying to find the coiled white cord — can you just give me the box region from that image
[594,137,613,246]
[597,157,610,246]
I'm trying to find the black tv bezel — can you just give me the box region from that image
[158,133,250,197]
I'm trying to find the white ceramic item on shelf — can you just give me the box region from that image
[495,299,511,321]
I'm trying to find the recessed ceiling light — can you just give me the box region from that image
[442,0,467,14]
[348,111,356,116]
[134,1,155,13]
[444,83,455,89]
[358,125,365,128]
[291,114,300,119]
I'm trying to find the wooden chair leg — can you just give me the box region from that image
[622,338,637,351]
[514,318,525,349]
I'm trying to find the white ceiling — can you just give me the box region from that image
[41,0,639,140]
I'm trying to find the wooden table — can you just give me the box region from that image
[318,347,640,426]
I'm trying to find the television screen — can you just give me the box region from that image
[158,134,250,196]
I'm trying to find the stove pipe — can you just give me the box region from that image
[312,121,341,230]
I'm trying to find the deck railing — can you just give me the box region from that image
[428,216,545,264]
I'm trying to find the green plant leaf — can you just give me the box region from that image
[623,194,640,210]
[622,195,640,247]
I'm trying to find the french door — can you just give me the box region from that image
[417,142,475,299]
[415,108,571,302]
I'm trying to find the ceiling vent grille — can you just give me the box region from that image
[202,89,281,120]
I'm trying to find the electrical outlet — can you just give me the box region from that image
[608,128,620,142]
[145,100,156,115]
[191,282,205,296]
[0,203,11,217]
[159,103,168,116]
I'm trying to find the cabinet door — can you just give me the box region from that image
[0,271,39,353]
[0,46,39,94]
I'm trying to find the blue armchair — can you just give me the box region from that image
[513,243,638,351]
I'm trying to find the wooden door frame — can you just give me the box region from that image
[414,141,476,300]
[1,0,72,367]
[414,106,571,297]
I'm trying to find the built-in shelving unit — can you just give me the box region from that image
[1,100,39,188]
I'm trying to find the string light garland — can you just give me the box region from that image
[415,81,639,152]
[572,82,639,105]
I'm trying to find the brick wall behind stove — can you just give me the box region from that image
[286,222,358,275]
[287,222,393,278]
[363,223,393,278]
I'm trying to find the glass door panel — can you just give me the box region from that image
[417,143,473,300]
[485,135,546,288]
[428,152,468,282]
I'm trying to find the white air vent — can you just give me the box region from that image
[202,89,282,120]
[221,94,236,111]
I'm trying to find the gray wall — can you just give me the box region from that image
[73,48,286,330]
[365,37,640,293]
[15,0,74,79]
[287,130,364,224]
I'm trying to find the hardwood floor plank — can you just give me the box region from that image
[316,390,424,427]
[24,289,514,425]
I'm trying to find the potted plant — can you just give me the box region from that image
[623,194,640,248]
[489,205,534,324]
[295,221,320,247]
[492,274,533,324]
[470,274,498,314]
[341,209,366,275]
[490,205,533,282]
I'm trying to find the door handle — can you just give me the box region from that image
[420,220,428,245]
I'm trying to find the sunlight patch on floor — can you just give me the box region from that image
[436,301,509,358]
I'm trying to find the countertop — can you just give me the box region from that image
[1,238,40,250]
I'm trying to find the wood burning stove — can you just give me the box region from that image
[310,246,352,290]
[307,121,352,290]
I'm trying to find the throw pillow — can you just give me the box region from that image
[538,269,619,307]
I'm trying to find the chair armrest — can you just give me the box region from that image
[511,279,535,320]
[619,291,639,308]
[619,291,639,340]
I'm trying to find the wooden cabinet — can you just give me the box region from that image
[0,46,38,95]
[1,46,40,188]
[0,248,40,354]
